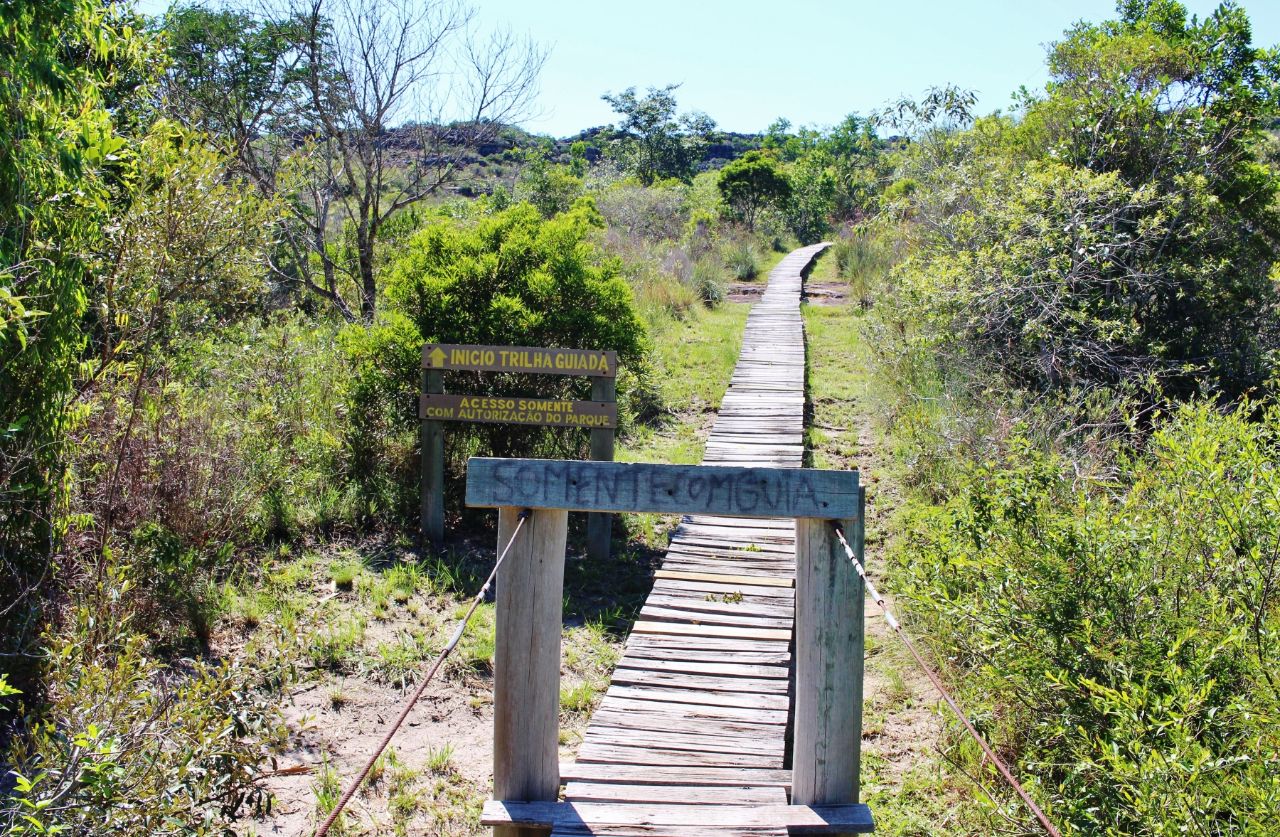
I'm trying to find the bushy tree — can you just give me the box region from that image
[717,151,791,231]
[601,84,715,185]
[895,0,1280,401]
[516,141,584,218]
[0,0,154,671]
[342,201,648,518]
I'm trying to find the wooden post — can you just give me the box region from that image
[493,506,568,837]
[791,487,865,820]
[586,376,615,563]
[421,369,444,546]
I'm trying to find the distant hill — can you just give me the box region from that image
[380,121,766,180]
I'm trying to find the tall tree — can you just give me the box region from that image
[601,84,715,185]
[717,150,792,231]
[162,0,546,322]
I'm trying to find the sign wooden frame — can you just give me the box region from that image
[419,345,617,563]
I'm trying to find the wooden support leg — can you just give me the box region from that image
[792,494,865,827]
[421,369,444,546]
[493,506,568,837]
[586,377,615,564]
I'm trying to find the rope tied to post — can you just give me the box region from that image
[314,509,533,837]
[832,524,1063,837]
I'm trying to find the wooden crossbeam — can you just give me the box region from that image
[466,458,859,520]
[481,800,875,833]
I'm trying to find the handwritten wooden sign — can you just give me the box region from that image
[465,458,860,520]
[420,395,617,428]
[422,344,617,378]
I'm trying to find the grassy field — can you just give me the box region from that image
[618,301,750,466]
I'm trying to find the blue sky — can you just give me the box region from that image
[135,0,1280,137]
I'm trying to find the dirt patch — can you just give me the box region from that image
[801,281,848,306]
[250,674,492,835]
[726,282,765,303]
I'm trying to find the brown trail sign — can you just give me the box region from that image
[423,344,617,377]
[419,344,618,562]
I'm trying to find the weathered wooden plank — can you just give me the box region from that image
[605,683,789,711]
[617,655,788,678]
[562,783,782,805]
[580,726,781,756]
[575,742,783,769]
[595,696,788,724]
[638,604,792,629]
[630,620,792,642]
[484,801,874,832]
[558,763,792,788]
[609,668,789,695]
[586,709,789,738]
[465,458,859,519]
[653,569,793,588]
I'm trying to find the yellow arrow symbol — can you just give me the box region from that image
[428,346,446,368]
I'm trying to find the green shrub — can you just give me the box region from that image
[689,258,725,306]
[830,226,891,306]
[343,201,648,522]
[893,403,1280,833]
[722,240,759,281]
[1,621,288,834]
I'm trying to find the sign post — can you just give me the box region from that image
[420,345,618,561]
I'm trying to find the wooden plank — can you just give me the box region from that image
[580,726,781,756]
[423,343,616,377]
[605,683,789,711]
[575,742,783,769]
[465,458,859,519]
[484,801,874,832]
[653,569,793,588]
[558,763,792,788]
[630,621,791,642]
[562,783,782,805]
[420,369,445,544]
[587,709,789,737]
[587,376,616,564]
[422,394,616,429]
[638,605,793,630]
[615,657,788,679]
[596,696,788,724]
[609,668,788,695]
[494,507,568,837]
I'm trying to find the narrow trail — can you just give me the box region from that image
[545,244,829,836]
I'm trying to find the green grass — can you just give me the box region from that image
[802,297,875,471]
[620,301,749,466]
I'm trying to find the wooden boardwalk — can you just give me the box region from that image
[552,244,830,836]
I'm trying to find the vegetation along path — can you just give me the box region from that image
[532,244,829,835]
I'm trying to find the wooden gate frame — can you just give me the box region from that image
[465,457,871,836]
[420,345,617,563]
